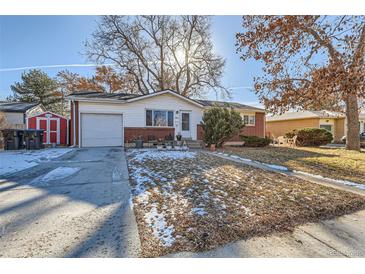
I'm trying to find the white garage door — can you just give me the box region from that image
[81,113,123,147]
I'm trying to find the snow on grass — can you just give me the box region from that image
[127,149,196,162]
[30,167,80,186]
[191,207,208,216]
[260,163,289,171]
[216,151,290,170]
[145,204,175,247]
[216,151,252,162]
[0,148,73,176]
[127,155,178,246]
[294,170,365,190]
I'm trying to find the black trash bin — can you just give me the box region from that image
[17,129,25,149]
[2,129,14,150]
[34,130,44,149]
[1,129,25,150]
[24,129,44,150]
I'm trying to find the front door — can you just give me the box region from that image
[181,111,191,139]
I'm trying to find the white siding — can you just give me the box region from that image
[78,93,204,140]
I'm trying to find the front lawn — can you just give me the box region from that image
[126,149,365,257]
[220,146,365,184]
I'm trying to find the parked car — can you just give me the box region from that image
[341,132,365,147]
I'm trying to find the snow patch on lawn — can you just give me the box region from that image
[216,152,290,170]
[294,170,365,190]
[0,148,73,176]
[260,163,289,171]
[128,161,178,246]
[128,149,196,162]
[145,204,175,247]
[192,207,208,216]
[30,166,80,186]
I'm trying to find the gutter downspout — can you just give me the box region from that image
[72,100,76,147]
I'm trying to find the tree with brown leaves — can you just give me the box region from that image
[57,66,133,94]
[236,16,365,150]
[85,16,226,97]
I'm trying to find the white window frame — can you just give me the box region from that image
[242,114,255,126]
[145,109,174,128]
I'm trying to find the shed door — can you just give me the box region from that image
[36,117,60,144]
[81,114,123,147]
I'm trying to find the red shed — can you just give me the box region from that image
[27,111,68,146]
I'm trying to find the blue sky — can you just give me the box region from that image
[0,16,262,106]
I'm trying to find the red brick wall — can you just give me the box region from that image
[197,112,265,141]
[124,127,175,143]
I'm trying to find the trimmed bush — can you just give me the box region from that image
[284,131,296,139]
[201,106,244,147]
[240,135,272,147]
[291,128,333,146]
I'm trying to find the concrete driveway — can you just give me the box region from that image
[0,147,140,257]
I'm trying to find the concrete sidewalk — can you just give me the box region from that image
[168,209,365,258]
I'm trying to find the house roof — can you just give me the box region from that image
[0,102,40,113]
[266,110,345,122]
[68,90,138,100]
[67,90,264,112]
[197,100,265,112]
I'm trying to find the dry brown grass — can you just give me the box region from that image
[126,149,365,257]
[221,146,365,184]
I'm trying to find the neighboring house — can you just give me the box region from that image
[360,113,365,134]
[266,110,346,142]
[0,102,44,129]
[67,89,265,148]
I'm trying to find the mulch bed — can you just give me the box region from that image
[126,149,365,257]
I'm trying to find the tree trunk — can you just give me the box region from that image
[345,93,360,151]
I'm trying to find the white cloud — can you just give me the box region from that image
[0,63,115,72]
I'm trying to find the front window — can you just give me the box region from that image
[146,110,174,127]
[242,115,255,126]
[320,124,333,133]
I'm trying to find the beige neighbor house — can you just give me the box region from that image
[360,113,365,133]
[266,110,346,142]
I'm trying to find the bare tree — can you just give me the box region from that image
[237,16,365,150]
[85,16,226,97]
